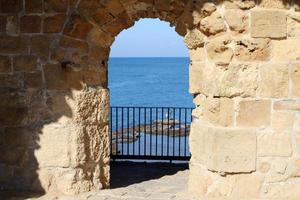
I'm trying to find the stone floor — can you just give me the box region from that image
[5,162,198,200]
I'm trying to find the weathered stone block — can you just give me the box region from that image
[20,15,41,33]
[64,14,93,40]
[292,64,300,97]
[224,9,248,34]
[13,55,37,72]
[274,100,300,111]
[205,127,257,173]
[43,14,66,33]
[273,39,300,61]
[189,62,205,94]
[0,106,28,126]
[258,0,291,9]
[251,10,287,38]
[271,111,295,130]
[257,131,292,157]
[184,29,205,49]
[198,96,235,127]
[288,14,300,37]
[200,12,226,36]
[0,16,5,33]
[235,38,271,61]
[237,100,271,127]
[231,174,264,198]
[206,35,233,66]
[30,35,52,60]
[25,0,43,13]
[189,48,206,62]
[87,28,115,48]
[224,0,256,9]
[0,55,11,73]
[59,36,89,52]
[258,64,289,98]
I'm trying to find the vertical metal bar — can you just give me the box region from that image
[138,107,141,156]
[156,108,158,156]
[110,107,113,155]
[150,108,153,156]
[122,107,124,155]
[173,108,175,157]
[167,107,170,156]
[133,107,135,156]
[127,107,129,155]
[161,108,164,156]
[184,108,187,157]
[179,108,181,157]
[144,107,147,156]
[116,107,118,155]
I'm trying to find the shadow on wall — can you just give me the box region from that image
[0,87,74,198]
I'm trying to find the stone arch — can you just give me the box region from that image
[0,0,300,199]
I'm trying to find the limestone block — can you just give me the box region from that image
[88,28,115,48]
[288,13,300,37]
[235,38,271,61]
[189,62,206,94]
[237,100,271,127]
[258,63,289,98]
[273,100,300,111]
[296,134,300,155]
[189,48,206,62]
[205,127,257,173]
[257,131,292,157]
[189,122,206,164]
[251,10,287,38]
[184,29,205,49]
[264,182,300,199]
[25,0,43,13]
[35,124,72,168]
[224,0,256,9]
[224,9,248,34]
[0,36,28,54]
[198,96,234,127]
[271,111,295,130]
[218,63,258,98]
[258,0,291,9]
[200,12,226,36]
[231,174,264,198]
[20,15,41,33]
[291,64,300,97]
[273,39,300,61]
[206,35,233,65]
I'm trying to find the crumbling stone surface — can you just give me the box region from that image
[0,0,300,199]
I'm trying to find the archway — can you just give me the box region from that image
[0,0,300,199]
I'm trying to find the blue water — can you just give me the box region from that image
[108,57,193,107]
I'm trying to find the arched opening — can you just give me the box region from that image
[108,18,193,189]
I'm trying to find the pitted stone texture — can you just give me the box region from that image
[224,0,256,9]
[251,10,287,38]
[184,29,205,49]
[206,34,233,65]
[224,9,249,34]
[273,39,300,61]
[200,12,226,36]
[258,63,289,98]
[235,38,271,61]
[258,0,291,9]
[288,13,300,37]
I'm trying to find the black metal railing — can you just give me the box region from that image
[110,106,193,161]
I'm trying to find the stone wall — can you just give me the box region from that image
[0,0,299,199]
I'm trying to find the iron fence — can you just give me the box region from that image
[110,106,193,161]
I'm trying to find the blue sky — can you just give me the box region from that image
[110,19,188,57]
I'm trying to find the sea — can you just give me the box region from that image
[108,57,193,107]
[108,57,193,161]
